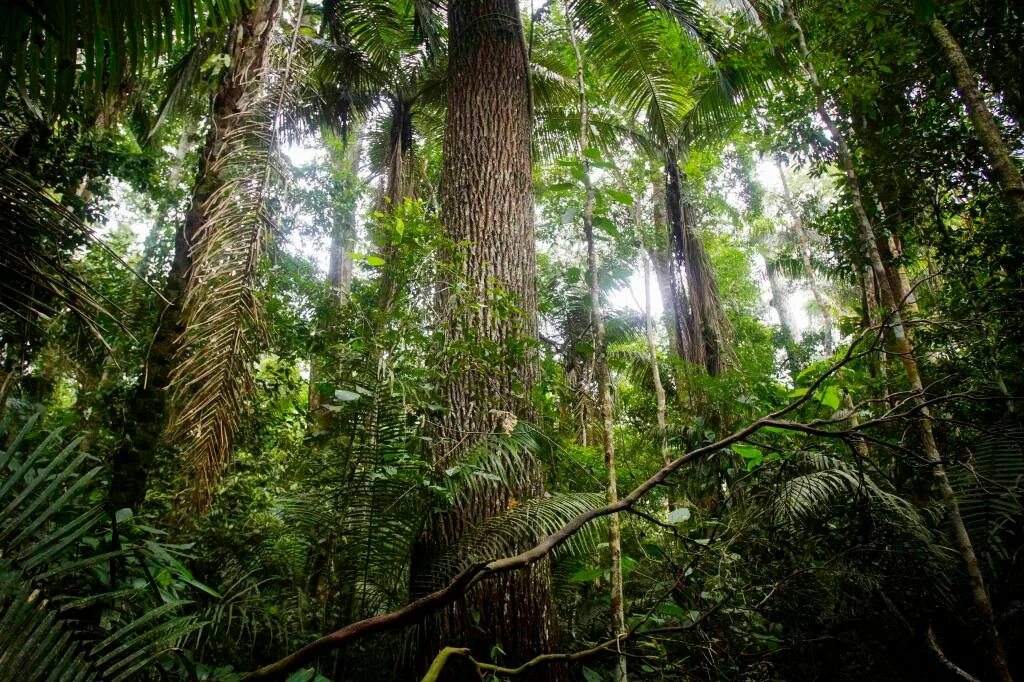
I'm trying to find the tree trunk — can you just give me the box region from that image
[786,5,1013,679]
[309,127,362,412]
[649,180,685,362]
[638,223,671,508]
[766,259,800,380]
[664,151,728,375]
[775,160,833,354]
[107,0,282,512]
[568,15,627,679]
[416,1,561,677]
[930,17,1024,224]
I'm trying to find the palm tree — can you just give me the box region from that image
[109,0,284,511]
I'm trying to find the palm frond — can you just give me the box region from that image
[955,424,1024,568]
[769,453,938,547]
[0,168,141,343]
[168,0,294,505]
[0,414,202,680]
[0,0,240,118]
[568,0,697,146]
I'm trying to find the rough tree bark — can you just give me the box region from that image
[414,1,562,678]
[664,151,727,375]
[786,4,1013,680]
[108,0,282,512]
[567,13,627,679]
[930,17,1024,224]
[649,179,686,362]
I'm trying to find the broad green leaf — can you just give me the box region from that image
[605,188,634,205]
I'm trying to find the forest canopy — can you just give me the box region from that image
[1,0,1023,680]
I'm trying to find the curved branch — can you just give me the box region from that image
[245,334,869,680]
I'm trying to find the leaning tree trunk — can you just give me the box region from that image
[415,1,562,678]
[567,14,627,679]
[107,0,282,512]
[930,17,1024,225]
[786,5,1013,680]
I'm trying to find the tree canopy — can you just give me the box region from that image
[1,0,1024,680]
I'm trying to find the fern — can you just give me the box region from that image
[0,414,202,680]
[954,424,1024,568]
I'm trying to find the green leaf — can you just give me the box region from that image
[582,666,604,682]
[394,218,404,236]
[732,443,763,470]
[593,216,619,239]
[365,255,385,267]
[656,602,687,619]
[583,147,603,162]
[605,188,634,205]
[731,443,762,460]
[818,386,841,411]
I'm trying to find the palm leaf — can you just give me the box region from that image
[0,0,241,118]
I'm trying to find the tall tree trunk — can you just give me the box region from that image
[786,5,1013,680]
[638,222,671,509]
[930,17,1024,224]
[373,99,416,325]
[664,151,728,375]
[650,179,686,362]
[309,127,362,412]
[416,1,561,677]
[107,0,282,512]
[567,15,626,679]
[766,259,800,379]
[775,160,833,353]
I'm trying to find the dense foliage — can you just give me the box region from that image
[1,0,1023,680]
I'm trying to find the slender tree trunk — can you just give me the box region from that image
[416,1,561,677]
[107,0,282,512]
[638,222,671,512]
[766,259,800,380]
[776,160,833,353]
[787,6,1013,679]
[650,180,685,361]
[930,17,1024,224]
[309,127,362,412]
[567,16,626,680]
